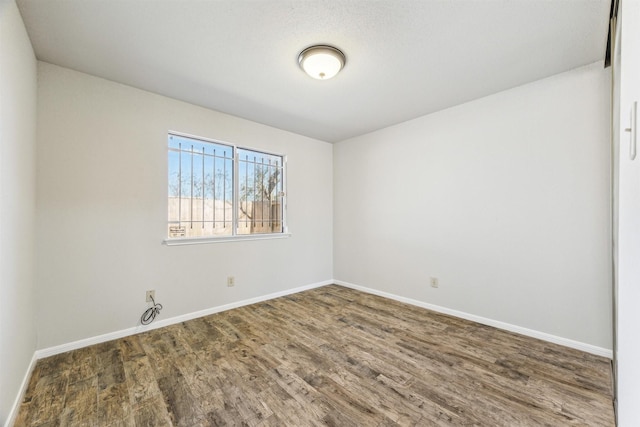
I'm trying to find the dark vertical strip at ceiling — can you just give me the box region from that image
[605,0,620,68]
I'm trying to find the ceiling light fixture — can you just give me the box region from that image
[298,45,346,80]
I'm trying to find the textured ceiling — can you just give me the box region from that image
[17,0,610,143]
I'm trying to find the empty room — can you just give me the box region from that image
[2,0,640,425]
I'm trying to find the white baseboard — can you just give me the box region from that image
[35,279,333,359]
[35,278,613,360]
[4,353,37,427]
[334,280,613,359]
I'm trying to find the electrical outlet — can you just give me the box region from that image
[146,290,155,302]
[430,277,439,288]
[227,276,235,287]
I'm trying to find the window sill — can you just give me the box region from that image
[163,233,292,246]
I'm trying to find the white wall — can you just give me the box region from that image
[334,62,612,350]
[36,62,333,349]
[0,0,38,423]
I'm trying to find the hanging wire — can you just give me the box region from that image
[141,294,163,325]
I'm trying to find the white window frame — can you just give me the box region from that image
[164,131,289,246]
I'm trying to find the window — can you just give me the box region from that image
[167,133,286,242]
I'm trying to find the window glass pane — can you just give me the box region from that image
[237,148,284,235]
[168,149,181,223]
[167,134,234,238]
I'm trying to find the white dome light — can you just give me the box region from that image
[298,45,346,80]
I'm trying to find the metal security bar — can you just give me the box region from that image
[167,133,285,240]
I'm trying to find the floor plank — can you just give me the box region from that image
[14,285,615,426]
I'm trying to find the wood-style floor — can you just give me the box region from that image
[15,285,614,426]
